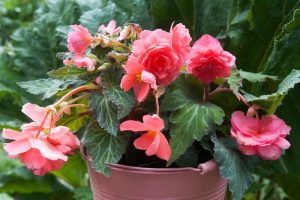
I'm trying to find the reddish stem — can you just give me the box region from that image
[153,90,160,115]
[35,110,52,138]
[52,104,86,127]
[53,84,98,107]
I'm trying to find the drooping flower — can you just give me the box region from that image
[231,111,291,160]
[170,23,192,60]
[2,103,80,175]
[67,25,92,54]
[120,114,171,161]
[73,54,95,71]
[120,60,157,102]
[129,28,183,86]
[98,20,122,36]
[186,34,236,84]
[2,128,68,176]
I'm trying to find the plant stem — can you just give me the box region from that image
[52,104,86,126]
[153,90,160,115]
[203,84,210,101]
[53,84,98,107]
[209,87,232,98]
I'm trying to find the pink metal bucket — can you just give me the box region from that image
[86,159,227,200]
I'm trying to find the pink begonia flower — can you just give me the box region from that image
[2,103,80,175]
[120,114,171,161]
[48,126,80,154]
[73,54,95,71]
[67,25,92,54]
[231,111,291,160]
[98,20,122,36]
[186,34,236,84]
[170,23,192,60]
[121,60,157,102]
[2,128,68,176]
[63,58,73,66]
[129,28,184,86]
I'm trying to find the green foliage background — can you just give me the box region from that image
[0,0,299,199]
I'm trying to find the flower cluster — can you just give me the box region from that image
[2,103,79,175]
[1,19,292,177]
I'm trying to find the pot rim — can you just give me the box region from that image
[106,159,218,175]
[81,146,217,174]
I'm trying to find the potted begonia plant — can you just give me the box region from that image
[2,20,300,200]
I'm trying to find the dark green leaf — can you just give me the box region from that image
[73,186,93,200]
[228,67,242,96]
[168,102,224,165]
[47,66,87,80]
[88,92,119,135]
[211,135,258,200]
[239,70,278,83]
[176,146,198,167]
[243,70,300,113]
[83,126,128,176]
[102,67,135,119]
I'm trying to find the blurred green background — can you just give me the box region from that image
[0,0,299,199]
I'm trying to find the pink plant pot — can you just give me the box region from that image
[86,159,227,200]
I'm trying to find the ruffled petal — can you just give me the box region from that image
[3,140,31,156]
[256,145,282,160]
[145,133,160,156]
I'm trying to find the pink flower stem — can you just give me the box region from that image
[51,104,86,128]
[153,90,160,115]
[53,84,99,108]
[35,110,52,138]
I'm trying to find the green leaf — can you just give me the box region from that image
[47,66,87,80]
[17,78,77,99]
[161,74,202,112]
[102,67,135,119]
[88,92,119,135]
[73,186,93,200]
[227,67,242,96]
[168,102,225,165]
[51,153,87,187]
[263,7,300,76]
[239,70,278,83]
[211,135,258,200]
[243,70,300,113]
[83,126,128,176]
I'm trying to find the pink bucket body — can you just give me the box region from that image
[87,160,227,200]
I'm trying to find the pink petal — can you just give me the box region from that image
[231,111,258,136]
[120,74,136,92]
[123,60,143,74]
[145,132,160,156]
[73,55,95,71]
[156,132,171,161]
[143,114,164,131]
[48,126,80,150]
[256,145,282,160]
[2,128,26,140]
[238,145,257,155]
[19,148,47,171]
[3,140,31,156]
[194,34,222,52]
[120,120,148,132]
[273,137,290,149]
[134,132,155,150]
[141,70,157,89]
[134,82,150,102]
[21,103,51,127]
[28,138,68,161]
[106,20,117,34]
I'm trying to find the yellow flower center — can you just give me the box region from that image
[136,74,142,82]
[147,131,157,137]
